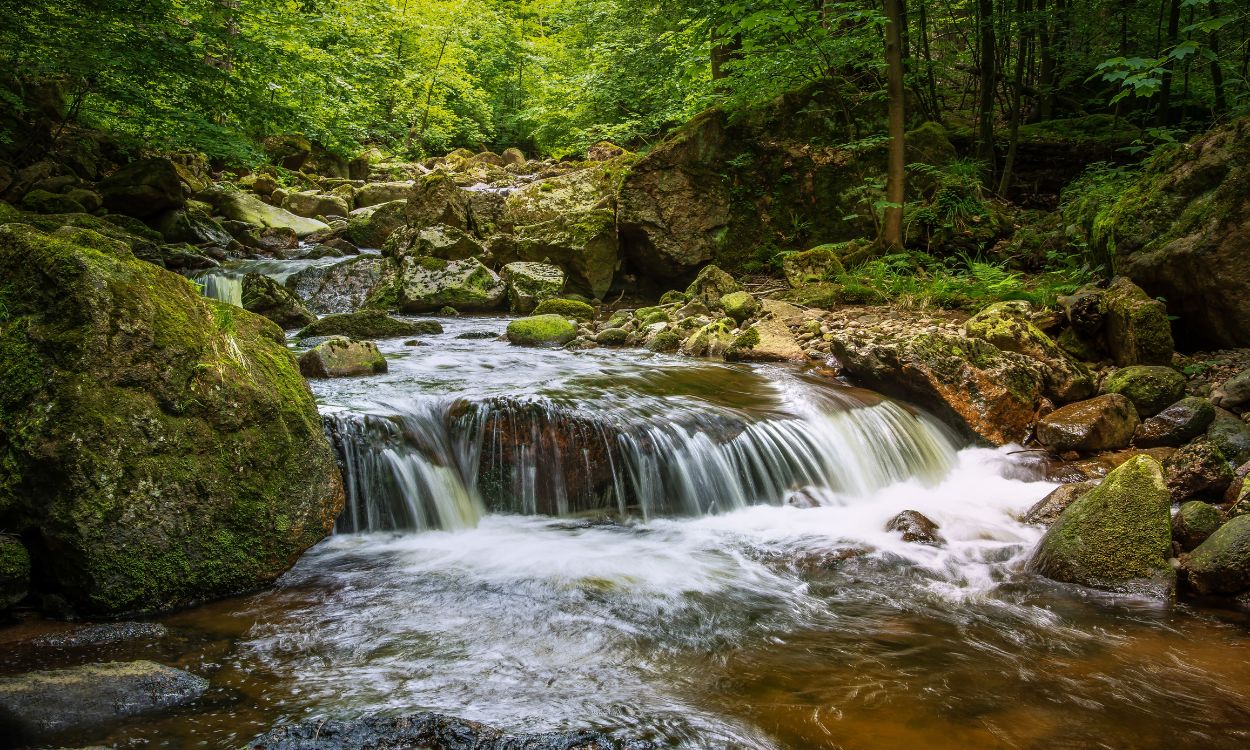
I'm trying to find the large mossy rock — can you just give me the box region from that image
[0,224,344,614]
[203,188,329,238]
[1036,394,1139,453]
[501,262,564,314]
[282,190,350,219]
[781,245,844,288]
[1028,455,1174,597]
[511,210,619,299]
[405,172,471,231]
[344,200,407,248]
[828,329,1044,444]
[1133,396,1216,447]
[298,338,387,378]
[1182,515,1250,595]
[1102,277,1174,366]
[97,158,185,218]
[241,273,316,329]
[1100,365,1186,417]
[355,181,413,208]
[505,315,578,347]
[1082,118,1250,348]
[152,207,235,248]
[394,256,505,313]
[964,300,1094,402]
[287,256,387,315]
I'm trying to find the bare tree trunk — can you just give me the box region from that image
[918,0,941,121]
[998,0,1030,196]
[1209,1,1227,114]
[976,0,997,181]
[1159,0,1180,126]
[883,0,907,247]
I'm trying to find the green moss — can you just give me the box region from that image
[730,326,760,352]
[720,291,759,323]
[417,256,450,272]
[1101,366,1185,417]
[533,298,595,321]
[506,314,578,347]
[659,290,688,305]
[648,330,682,353]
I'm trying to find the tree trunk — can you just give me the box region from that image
[883,0,907,247]
[976,0,997,179]
[1210,2,1227,114]
[998,0,1030,196]
[917,0,940,122]
[1158,0,1180,126]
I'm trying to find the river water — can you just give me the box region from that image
[6,313,1250,749]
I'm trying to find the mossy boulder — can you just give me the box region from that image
[241,273,316,329]
[344,200,407,248]
[1037,394,1139,453]
[781,246,845,288]
[1173,500,1223,552]
[1182,515,1250,595]
[1101,365,1185,417]
[1133,396,1216,447]
[1102,277,1174,366]
[1212,368,1250,411]
[282,191,350,220]
[296,310,434,339]
[1028,455,1174,597]
[413,224,485,261]
[152,208,234,248]
[298,337,387,378]
[1207,408,1250,465]
[355,181,413,208]
[532,297,595,321]
[720,291,760,323]
[505,315,577,347]
[394,256,506,313]
[964,300,1094,402]
[0,535,30,609]
[287,256,387,315]
[0,224,343,615]
[724,316,806,363]
[511,210,619,299]
[21,189,86,214]
[685,264,741,308]
[405,172,471,231]
[682,317,738,358]
[501,262,565,314]
[594,327,629,346]
[203,187,329,238]
[1022,480,1099,527]
[97,158,185,218]
[1164,440,1233,501]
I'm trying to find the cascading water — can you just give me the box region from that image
[189,253,358,306]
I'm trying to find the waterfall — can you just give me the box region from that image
[325,391,958,533]
[195,271,244,306]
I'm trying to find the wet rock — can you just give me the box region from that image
[648,330,682,353]
[0,535,30,609]
[506,315,578,347]
[595,327,629,346]
[0,661,208,737]
[886,510,944,545]
[282,190,350,220]
[26,622,168,649]
[682,317,737,358]
[395,256,506,313]
[1207,408,1250,465]
[242,273,316,329]
[1182,515,1250,595]
[1173,500,1223,552]
[724,317,805,363]
[247,712,653,750]
[1133,396,1216,447]
[685,264,741,308]
[719,291,759,324]
[287,255,387,315]
[1164,440,1233,501]
[964,300,1094,402]
[1102,277,1174,366]
[782,245,844,288]
[344,199,407,248]
[455,331,497,340]
[1029,455,1174,597]
[406,172,472,231]
[409,223,486,261]
[97,158,185,218]
[1059,285,1106,336]
[250,225,300,253]
[533,298,595,321]
[297,310,436,340]
[1100,365,1186,417]
[0,225,343,614]
[21,188,86,214]
[501,262,565,314]
[354,181,412,208]
[203,187,329,238]
[152,207,235,247]
[299,338,388,378]
[300,244,346,260]
[1022,480,1099,527]
[1037,394,1139,453]
[1212,368,1250,412]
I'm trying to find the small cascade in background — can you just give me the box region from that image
[324,389,958,534]
[195,271,244,306]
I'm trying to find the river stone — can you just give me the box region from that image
[1182,515,1250,595]
[203,187,329,238]
[354,181,412,208]
[782,245,845,288]
[1133,396,1216,447]
[299,338,387,378]
[406,172,471,231]
[720,291,759,324]
[512,210,619,299]
[724,317,805,363]
[0,661,208,736]
[685,264,741,309]
[1164,440,1233,501]
[964,300,1094,402]
[152,207,235,247]
[247,712,653,750]
[344,199,406,248]
[1226,461,1250,504]
[27,622,168,649]
[886,510,944,545]
[533,298,595,321]
[1173,500,1223,552]
[282,190,349,220]
[395,256,506,313]
[1037,394,1139,453]
[0,225,344,614]
[1022,480,1099,527]
[1212,368,1250,411]
[21,188,86,214]
[0,535,30,609]
[97,158,185,218]
[414,223,485,260]
[297,310,436,339]
[501,262,565,314]
[595,327,629,346]
[241,273,316,329]
[1100,365,1186,417]
[1028,455,1174,597]
[287,255,387,315]
[1207,408,1250,465]
[1102,277,1174,366]
[506,315,577,347]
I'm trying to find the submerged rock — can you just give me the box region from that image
[886,510,944,545]
[1029,455,1174,597]
[242,273,316,329]
[506,315,578,347]
[26,622,168,649]
[297,310,436,340]
[0,224,344,614]
[0,660,207,737]
[1036,394,1139,453]
[299,338,388,378]
[247,712,653,750]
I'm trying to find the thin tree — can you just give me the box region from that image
[975,0,997,181]
[882,0,907,247]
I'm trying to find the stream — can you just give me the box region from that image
[6,312,1250,749]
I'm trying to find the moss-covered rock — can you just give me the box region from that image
[98,158,185,218]
[1028,455,1174,597]
[532,298,595,321]
[1164,440,1233,501]
[501,262,565,314]
[394,256,506,313]
[1173,500,1223,552]
[410,224,485,261]
[505,315,577,347]
[282,191,350,220]
[1102,278,1174,367]
[202,187,329,238]
[685,264,741,308]
[781,245,845,288]
[648,330,683,353]
[298,337,387,378]
[1101,365,1186,417]
[0,224,343,615]
[1212,368,1250,411]
[287,256,387,315]
[152,208,234,248]
[21,189,86,214]
[1207,408,1250,466]
[355,181,412,208]
[0,535,30,609]
[406,172,471,231]
[720,291,760,323]
[1133,396,1216,447]
[724,317,806,363]
[1182,515,1250,595]
[1037,394,1140,453]
[511,210,619,299]
[594,327,629,346]
[964,300,1094,402]
[296,310,436,339]
[344,200,407,249]
[682,317,738,358]
[241,273,316,329]
[1022,480,1099,527]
